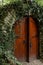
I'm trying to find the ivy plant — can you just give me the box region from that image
[0,0,43,65]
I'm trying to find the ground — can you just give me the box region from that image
[22,60,43,65]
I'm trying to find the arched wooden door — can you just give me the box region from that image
[13,16,39,62]
[29,17,39,61]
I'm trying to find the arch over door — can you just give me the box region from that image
[29,17,39,61]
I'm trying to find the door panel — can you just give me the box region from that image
[29,17,38,61]
[14,17,27,61]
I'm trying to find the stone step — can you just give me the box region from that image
[22,60,43,65]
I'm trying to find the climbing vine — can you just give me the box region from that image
[0,0,43,65]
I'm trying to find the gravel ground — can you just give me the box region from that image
[22,60,43,65]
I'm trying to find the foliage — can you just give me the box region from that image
[0,1,23,65]
[35,0,43,6]
[0,0,43,65]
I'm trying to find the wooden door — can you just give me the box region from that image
[13,16,39,62]
[14,17,27,61]
[29,17,39,61]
